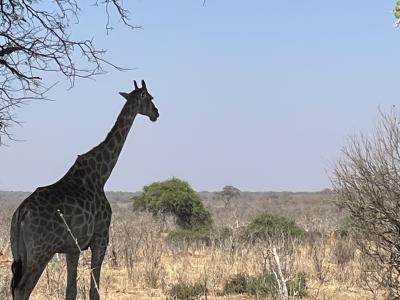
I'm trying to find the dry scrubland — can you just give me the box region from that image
[0,191,382,299]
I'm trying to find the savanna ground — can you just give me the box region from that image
[0,191,383,299]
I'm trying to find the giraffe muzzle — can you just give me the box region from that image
[150,111,159,122]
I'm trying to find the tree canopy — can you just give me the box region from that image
[215,185,240,208]
[133,177,212,229]
[243,213,305,242]
[395,1,400,20]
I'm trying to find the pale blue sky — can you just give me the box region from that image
[0,1,399,192]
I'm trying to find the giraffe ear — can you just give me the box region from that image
[119,92,129,99]
[141,80,147,89]
[134,80,139,89]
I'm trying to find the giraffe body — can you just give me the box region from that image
[10,80,159,300]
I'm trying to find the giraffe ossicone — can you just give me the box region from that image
[10,80,159,300]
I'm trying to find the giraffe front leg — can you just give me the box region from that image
[65,252,80,300]
[89,237,108,300]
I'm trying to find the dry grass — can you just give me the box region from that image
[0,194,386,299]
[0,245,376,300]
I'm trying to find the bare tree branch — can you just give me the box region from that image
[0,0,136,144]
[332,108,400,297]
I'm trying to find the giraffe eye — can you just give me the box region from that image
[141,91,146,98]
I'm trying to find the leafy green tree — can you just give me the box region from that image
[133,177,212,229]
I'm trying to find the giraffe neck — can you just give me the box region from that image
[64,99,139,187]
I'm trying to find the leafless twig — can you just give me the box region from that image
[0,0,136,144]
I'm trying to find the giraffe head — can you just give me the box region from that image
[119,80,159,122]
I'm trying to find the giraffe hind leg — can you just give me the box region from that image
[12,255,53,300]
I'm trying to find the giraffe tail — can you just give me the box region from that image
[11,260,22,296]
[10,208,27,299]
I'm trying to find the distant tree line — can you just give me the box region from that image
[133,178,305,244]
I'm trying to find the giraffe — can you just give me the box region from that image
[9,80,159,300]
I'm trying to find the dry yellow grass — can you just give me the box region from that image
[0,198,386,299]
[0,241,381,300]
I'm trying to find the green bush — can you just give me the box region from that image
[133,177,212,229]
[242,213,305,242]
[223,273,277,296]
[247,273,279,296]
[223,273,248,294]
[167,281,206,300]
[223,272,307,297]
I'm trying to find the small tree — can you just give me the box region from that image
[133,177,212,229]
[332,109,400,297]
[215,185,240,208]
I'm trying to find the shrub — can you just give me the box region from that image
[246,273,278,296]
[223,272,307,297]
[167,281,206,300]
[332,110,400,296]
[242,213,305,243]
[223,273,248,294]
